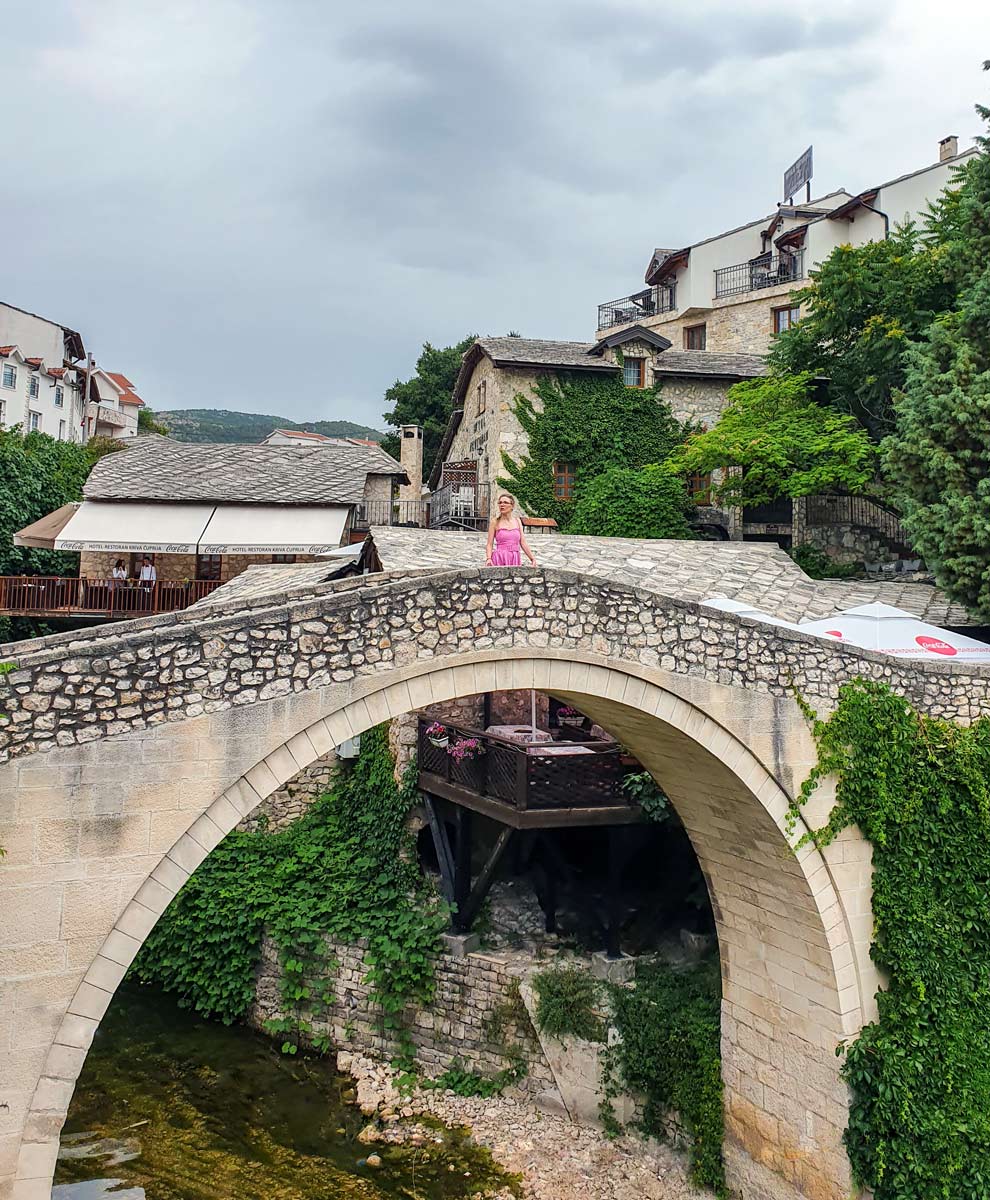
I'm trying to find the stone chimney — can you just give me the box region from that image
[939,135,959,162]
[397,424,424,517]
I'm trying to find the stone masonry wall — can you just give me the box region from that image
[248,934,556,1096]
[236,751,338,832]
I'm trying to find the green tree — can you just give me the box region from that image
[381,335,476,472]
[882,81,990,619]
[769,224,958,440]
[665,373,876,507]
[498,372,689,530]
[138,407,169,434]
[568,465,693,539]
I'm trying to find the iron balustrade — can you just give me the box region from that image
[354,499,426,528]
[597,284,676,331]
[0,576,223,619]
[429,484,489,530]
[417,718,634,812]
[713,252,805,299]
[804,493,909,549]
[742,497,794,525]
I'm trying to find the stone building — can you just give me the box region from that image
[7,435,407,619]
[595,136,977,355]
[429,332,767,529]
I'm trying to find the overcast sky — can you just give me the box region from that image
[4,1,989,429]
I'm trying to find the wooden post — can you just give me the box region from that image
[452,806,473,932]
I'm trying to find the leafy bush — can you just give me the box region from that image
[789,544,858,580]
[133,726,447,1057]
[567,465,694,540]
[620,771,670,822]
[605,958,724,1194]
[532,965,605,1042]
[791,680,990,1199]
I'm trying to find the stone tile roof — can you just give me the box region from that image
[652,351,768,379]
[198,526,977,627]
[83,437,406,505]
[476,337,618,371]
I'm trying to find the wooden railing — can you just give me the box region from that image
[0,576,223,619]
[417,718,633,813]
[804,492,910,550]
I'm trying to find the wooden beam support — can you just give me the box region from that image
[424,795,455,907]
[459,826,514,931]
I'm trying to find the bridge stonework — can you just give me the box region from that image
[2,567,988,1200]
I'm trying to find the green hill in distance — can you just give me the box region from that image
[156,409,385,444]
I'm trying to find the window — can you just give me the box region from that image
[29,411,41,432]
[2,365,16,389]
[54,385,64,407]
[477,378,487,414]
[553,460,576,502]
[58,420,66,441]
[271,554,297,564]
[684,324,707,350]
[622,357,645,388]
[687,471,712,504]
[196,554,223,581]
[772,305,801,335]
[29,375,39,399]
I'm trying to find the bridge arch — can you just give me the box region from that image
[5,645,874,1200]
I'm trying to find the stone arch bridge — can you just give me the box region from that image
[2,565,988,1200]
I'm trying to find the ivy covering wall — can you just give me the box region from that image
[498,371,690,532]
[791,681,990,1200]
[133,726,446,1055]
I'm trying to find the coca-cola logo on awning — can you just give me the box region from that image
[915,635,957,656]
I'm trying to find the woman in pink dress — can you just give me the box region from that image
[486,494,536,567]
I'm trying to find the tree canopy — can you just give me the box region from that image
[882,83,990,619]
[381,335,476,473]
[665,372,876,507]
[768,223,959,440]
[498,371,690,531]
[567,465,694,540]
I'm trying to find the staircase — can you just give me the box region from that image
[804,493,915,557]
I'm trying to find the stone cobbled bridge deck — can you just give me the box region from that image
[2,553,989,1200]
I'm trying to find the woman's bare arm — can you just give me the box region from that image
[486,518,497,564]
[518,520,536,565]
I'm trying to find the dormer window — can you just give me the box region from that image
[622,357,645,388]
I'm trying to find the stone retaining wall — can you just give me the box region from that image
[236,751,338,831]
[248,934,556,1096]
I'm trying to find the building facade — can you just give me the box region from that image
[596,136,978,356]
[0,303,87,441]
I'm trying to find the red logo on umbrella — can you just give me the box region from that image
[825,630,843,638]
[916,635,957,656]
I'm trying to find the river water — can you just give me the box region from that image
[53,985,517,1200]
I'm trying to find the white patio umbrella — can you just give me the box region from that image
[700,595,803,631]
[799,602,990,661]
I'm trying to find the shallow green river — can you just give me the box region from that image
[53,985,516,1200]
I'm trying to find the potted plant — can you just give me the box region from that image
[448,736,486,763]
[556,705,584,728]
[426,721,449,749]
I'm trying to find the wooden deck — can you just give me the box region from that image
[0,576,222,620]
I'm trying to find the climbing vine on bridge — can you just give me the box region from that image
[790,680,990,1200]
[133,726,446,1058]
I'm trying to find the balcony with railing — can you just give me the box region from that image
[0,576,222,620]
[429,483,489,531]
[714,252,804,300]
[417,718,641,828]
[353,499,426,529]
[597,284,676,331]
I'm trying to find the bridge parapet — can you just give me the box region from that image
[2,566,988,766]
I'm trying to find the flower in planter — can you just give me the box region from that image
[557,706,579,717]
[425,721,449,747]
[448,737,485,763]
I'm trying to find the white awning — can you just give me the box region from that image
[54,502,215,553]
[700,595,803,631]
[197,505,349,555]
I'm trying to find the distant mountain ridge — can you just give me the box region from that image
[156,408,386,444]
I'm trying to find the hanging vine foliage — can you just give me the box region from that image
[133,726,447,1058]
[497,371,690,530]
[790,680,990,1200]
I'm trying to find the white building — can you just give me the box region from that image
[0,302,87,441]
[87,368,143,439]
[596,136,979,354]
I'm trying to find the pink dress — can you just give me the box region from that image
[490,521,522,565]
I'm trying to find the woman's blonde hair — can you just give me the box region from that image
[497,494,515,508]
